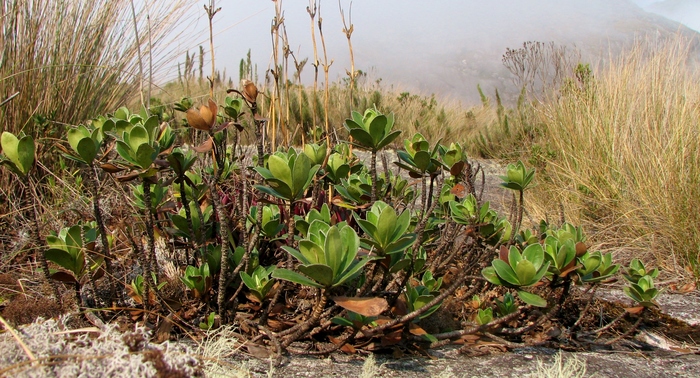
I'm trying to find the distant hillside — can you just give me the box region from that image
[643,0,700,31]
[349,0,700,105]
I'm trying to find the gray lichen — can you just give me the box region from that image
[0,316,202,377]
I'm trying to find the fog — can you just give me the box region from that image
[162,0,699,105]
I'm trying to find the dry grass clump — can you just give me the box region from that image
[528,34,700,275]
[0,0,187,137]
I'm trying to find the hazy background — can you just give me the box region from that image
[160,0,700,105]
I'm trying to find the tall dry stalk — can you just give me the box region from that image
[306,0,320,143]
[339,0,357,100]
[290,51,308,145]
[128,0,144,107]
[316,3,333,147]
[339,0,355,154]
[282,24,292,146]
[269,0,284,149]
[204,1,221,99]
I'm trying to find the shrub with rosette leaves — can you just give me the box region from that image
[272,222,372,289]
[354,201,416,257]
[482,244,551,307]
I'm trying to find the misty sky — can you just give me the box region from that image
[160,0,700,104]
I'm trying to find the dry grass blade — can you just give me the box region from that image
[0,315,35,361]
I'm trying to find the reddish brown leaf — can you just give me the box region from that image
[91,267,105,281]
[450,161,466,177]
[50,271,77,283]
[625,306,645,314]
[199,102,215,127]
[499,245,509,262]
[100,162,124,173]
[575,242,588,257]
[126,286,143,305]
[186,109,210,131]
[450,183,467,198]
[332,296,388,317]
[116,171,140,182]
[340,343,356,354]
[191,137,214,153]
[408,323,429,337]
[679,281,696,293]
[391,296,408,316]
[266,319,286,332]
[381,329,403,346]
[244,292,264,306]
[460,334,481,343]
[212,122,231,133]
[670,346,694,353]
[559,264,581,278]
[242,80,259,104]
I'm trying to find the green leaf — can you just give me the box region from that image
[76,137,98,164]
[253,184,287,202]
[368,115,388,147]
[45,248,78,274]
[334,259,369,287]
[492,259,519,286]
[482,266,503,285]
[115,140,138,166]
[522,243,544,269]
[514,260,536,285]
[508,246,523,270]
[267,154,293,189]
[1,132,34,176]
[517,290,547,307]
[376,130,401,151]
[65,226,84,258]
[128,125,150,153]
[67,126,90,154]
[240,271,258,291]
[298,264,334,287]
[348,129,375,150]
[384,235,416,255]
[295,241,323,265]
[331,317,355,328]
[291,154,313,200]
[413,150,432,172]
[375,205,398,248]
[324,226,343,277]
[135,143,156,169]
[272,268,323,288]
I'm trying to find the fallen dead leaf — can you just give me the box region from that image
[332,296,388,317]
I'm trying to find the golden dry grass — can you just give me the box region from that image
[526,34,700,277]
[0,0,188,137]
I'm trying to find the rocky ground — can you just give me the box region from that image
[223,289,700,378]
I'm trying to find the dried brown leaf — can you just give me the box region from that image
[332,296,388,317]
[191,137,214,153]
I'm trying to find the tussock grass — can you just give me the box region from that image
[0,0,187,137]
[527,34,700,276]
